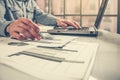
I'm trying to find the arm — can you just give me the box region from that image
[33,1,80,28]
[33,1,58,26]
[0,0,12,36]
[0,1,41,40]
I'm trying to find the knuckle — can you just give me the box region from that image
[26,26,30,30]
[20,28,26,33]
[26,19,32,24]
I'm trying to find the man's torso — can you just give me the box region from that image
[4,0,36,21]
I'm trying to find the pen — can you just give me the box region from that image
[39,32,44,39]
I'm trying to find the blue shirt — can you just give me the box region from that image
[0,0,57,36]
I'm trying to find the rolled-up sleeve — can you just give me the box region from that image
[33,1,58,26]
[0,0,12,36]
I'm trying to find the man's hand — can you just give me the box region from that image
[6,17,41,40]
[56,19,80,29]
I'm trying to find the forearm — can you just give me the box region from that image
[33,1,58,26]
[34,10,58,26]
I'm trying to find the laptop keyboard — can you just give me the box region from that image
[47,26,98,36]
[67,26,89,31]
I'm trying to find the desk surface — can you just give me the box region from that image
[76,30,120,80]
[0,29,120,80]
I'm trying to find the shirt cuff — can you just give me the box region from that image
[0,21,12,36]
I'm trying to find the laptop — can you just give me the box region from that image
[47,0,108,37]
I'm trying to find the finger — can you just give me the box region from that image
[29,28,41,40]
[10,32,27,40]
[73,21,81,28]
[18,23,40,40]
[16,27,36,40]
[22,30,35,40]
[19,17,40,33]
[59,22,68,28]
[62,20,79,28]
[18,22,31,30]
[56,19,68,28]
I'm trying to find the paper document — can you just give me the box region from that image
[22,33,77,47]
[0,40,99,80]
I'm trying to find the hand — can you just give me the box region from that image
[56,19,80,29]
[6,17,41,40]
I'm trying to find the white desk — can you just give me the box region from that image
[74,30,120,80]
[91,30,120,80]
[0,29,120,80]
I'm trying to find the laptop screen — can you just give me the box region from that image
[94,0,109,29]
